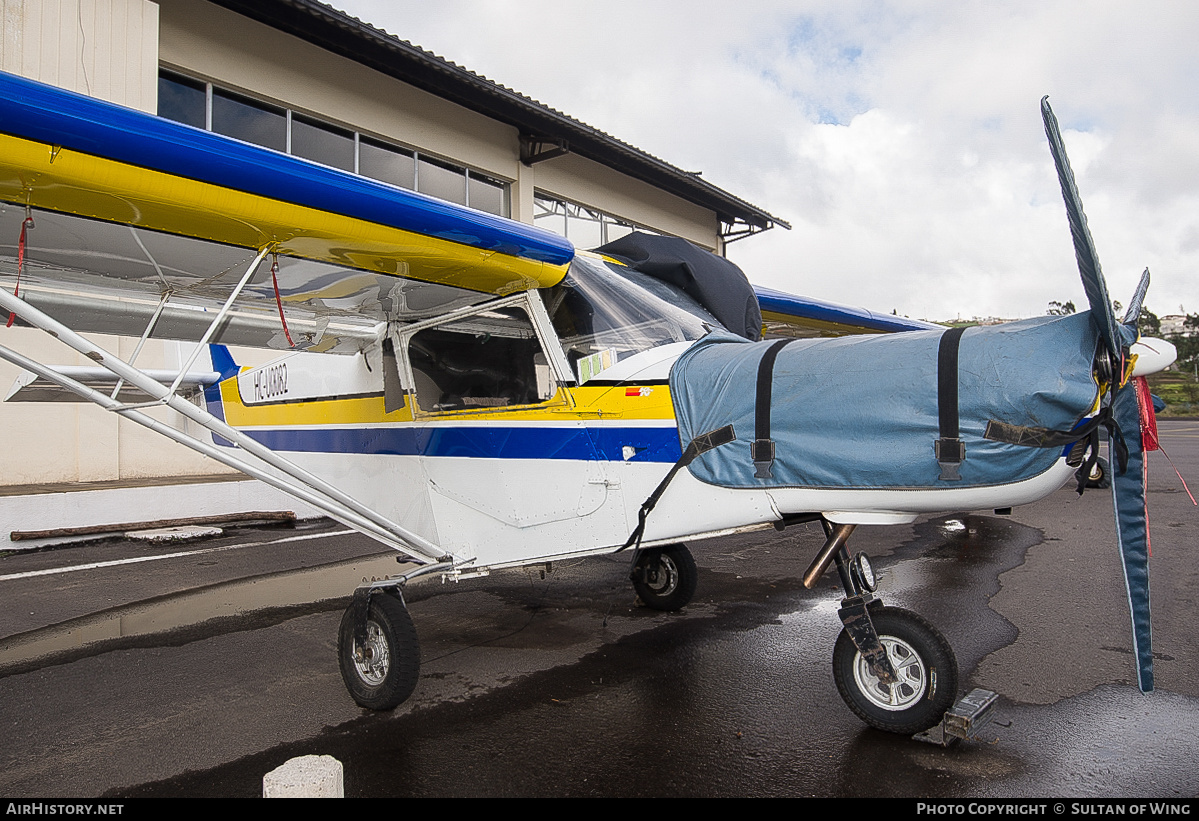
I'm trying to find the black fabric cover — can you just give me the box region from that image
[594,232,762,341]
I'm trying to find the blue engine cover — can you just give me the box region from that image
[669,312,1100,489]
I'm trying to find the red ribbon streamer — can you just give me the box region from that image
[7,216,34,328]
[270,255,295,348]
[1134,375,1196,506]
[1133,376,1159,453]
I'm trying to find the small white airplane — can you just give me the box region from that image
[0,70,1175,736]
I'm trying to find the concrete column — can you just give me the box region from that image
[514,156,536,225]
[0,0,159,113]
[263,755,344,798]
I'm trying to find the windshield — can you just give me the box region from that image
[540,254,721,382]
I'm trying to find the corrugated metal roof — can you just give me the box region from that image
[206,0,789,237]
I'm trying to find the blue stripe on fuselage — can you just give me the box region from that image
[238,425,683,462]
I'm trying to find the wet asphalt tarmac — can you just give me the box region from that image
[1,421,1197,798]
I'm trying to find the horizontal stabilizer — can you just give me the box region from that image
[5,366,218,403]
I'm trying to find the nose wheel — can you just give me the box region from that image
[832,606,958,734]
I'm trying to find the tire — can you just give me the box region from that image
[832,607,958,735]
[632,544,697,611]
[1087,456,1111,489]
[338,593,421,711]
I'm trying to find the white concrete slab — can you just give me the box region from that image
[1,479,322,550]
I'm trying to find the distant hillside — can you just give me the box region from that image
[1148,370,1199,417]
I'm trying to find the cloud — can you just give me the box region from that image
[335,0,1199,320]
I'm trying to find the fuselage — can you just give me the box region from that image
[208,254,1096,571]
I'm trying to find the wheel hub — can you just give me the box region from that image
[853,635,927,711]
[644,556,679,595]
[353,621,390,686]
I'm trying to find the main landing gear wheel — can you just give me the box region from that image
[832,607,958,735]
[1086,456,1111,489]
[338,593,421,711]
[632,543,697,611]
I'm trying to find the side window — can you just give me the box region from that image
[406,306,557,413]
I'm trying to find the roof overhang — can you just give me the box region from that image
[205,0,790,241]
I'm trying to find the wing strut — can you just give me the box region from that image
[0,284,448,565]
[110,290,172,400]
[170,247,269,398]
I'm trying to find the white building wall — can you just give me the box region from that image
[533,154,721,250]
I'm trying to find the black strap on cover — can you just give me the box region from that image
[753,339,797,479]
[620,425,737,553]
[984,406,1126,495]
[935,326,968,480]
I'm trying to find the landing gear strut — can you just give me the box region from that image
[806,519,959,734]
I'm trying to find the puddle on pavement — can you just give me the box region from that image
[0,554,409,668]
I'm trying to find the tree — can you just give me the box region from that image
[1047,300,1076,316]
[1137,306,1161,337]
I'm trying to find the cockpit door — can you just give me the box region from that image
[392,292,622,562]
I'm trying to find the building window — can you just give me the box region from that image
[157,72,206,130]
[469,173,506,217]
[359,136,415,190]
[212,88,286,153]
[291,114,354,172]
[533,195,642,249]
[417,155,467,206]
[157,68,509,216]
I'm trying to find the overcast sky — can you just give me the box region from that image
[335,1,1198,322]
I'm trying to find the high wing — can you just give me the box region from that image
[755,285,941,338]
[0,67,931,401]
[0,70,573,353]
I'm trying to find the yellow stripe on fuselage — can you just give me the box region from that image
[219,377,676,427]
[0,133,568,294]
[219,380,409,426]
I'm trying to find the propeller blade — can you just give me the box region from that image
[1110,377,1154,692]
[1123,268,1151,326]
[1044,99,1157,691]
[1041,97,1122,360]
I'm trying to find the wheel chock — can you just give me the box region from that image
[913,688,999,747]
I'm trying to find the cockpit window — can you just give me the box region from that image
[407,305,556,412]
[540,254,721,382]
